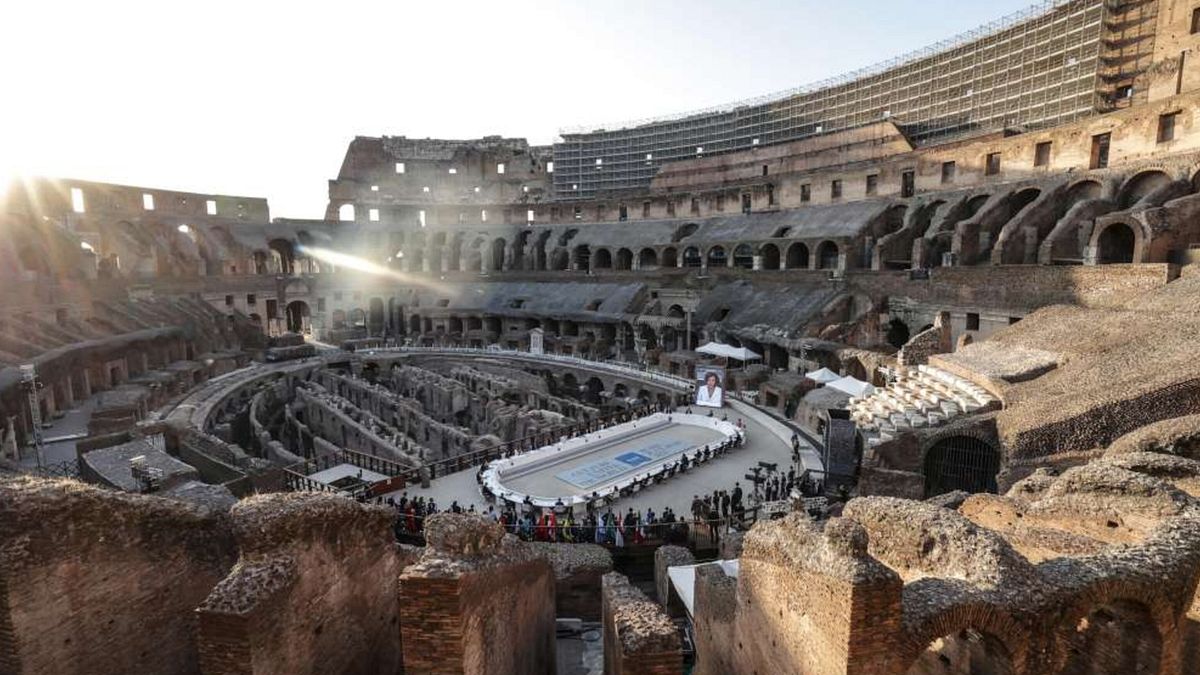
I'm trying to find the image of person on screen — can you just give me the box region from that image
[695,371,724,408]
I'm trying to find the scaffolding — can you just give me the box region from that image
[552,0,1113,199]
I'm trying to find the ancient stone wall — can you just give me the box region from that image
[527,542,613,621]
[653,545,695,618]
[399,514,556,675]
[690,564,738,675]
[196,493,408,675]
[601,572,683,675]
[0,477,237,675]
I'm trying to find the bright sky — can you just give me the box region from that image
[3,0,1036,218]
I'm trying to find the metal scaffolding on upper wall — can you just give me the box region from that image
[551,0,1111,200]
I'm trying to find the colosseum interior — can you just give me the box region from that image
[5,0,1200,673]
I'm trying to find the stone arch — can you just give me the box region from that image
[284,300,310,334]
[592,248,613,270]
[583,376,605,404]
[667,304,685,319]
[923,433,1001,497]
[368,298,385,335]
[638,247,658,268]
[816,241,839,270]
[332,309,347,329]
[671,222,699,242]
[561,372,579,397]
[661,247,678,268]
[348,308,367,329]
[886,319,911,350]
[572,244,591,270]
[901,605,1027,675]
[267,238,295,275]
[550,248,569,271]
[1066,178,1103,204]
[732,244,754,269]
[615,248,633,270]
[490,237,506,271]
[1094,222,1138,264]
[682,246,702,268]
[1118,170,1173,209]
[408,314,420,333]
[759,243,781,270]
[786,242,810,269]
[706,245,727,268]
[1053,591,1170,675]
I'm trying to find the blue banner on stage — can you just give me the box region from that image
[557,438,691,489]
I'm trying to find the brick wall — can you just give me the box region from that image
[400,548,555,675]
[196,493,406,675]
[0,477,237,675]
[601,572,683,675]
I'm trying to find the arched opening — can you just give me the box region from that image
[1059,600,1162,675]
[906,629,1015,675]
[561,373,580,398]
[550,248,569,271]
[592,248,613,269]
[924,435,1000,497]
[252,250,270,275]
[1096,223,1136,264]
[337,204,355,222]
[816,241,839,270]
[682,247,702,268]
[408,314,421,333]
[671,223,699,242]
[584,377,605,404]
[349,308,367,330]
[786,242,810,269]
[573,245,591,270]
[732,244,754,269]
[886,319,911,350]
[638,247,658,269]
[615,248,633,270]
[1009,188,1041,216]
[490,238,506,271]
[667,304,685,319]
[368,298,385,335]
[706,246,727,268]
[268,238,295,275]
[661,247,678,267]
[760,243,780,270]
[1119,170,1173,209]
[448,316,464,334]
[332,310,347,329]
[1066,179,1103,204]
[285,300,310,334]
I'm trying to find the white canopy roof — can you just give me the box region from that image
[805,367,841,384]
[696,342,762,361]
[828,375,875,398]
[667,559,740,618]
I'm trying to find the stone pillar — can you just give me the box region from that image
[654,545,695,617]
[602,572,684,675]
[752,254,762,271]
[399,515,556,675]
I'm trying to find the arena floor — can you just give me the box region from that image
[496,419,727,502]
[391,400,816,519]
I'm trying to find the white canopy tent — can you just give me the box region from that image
[828,375,875,398]
[805,367,841,384]
[667,559,740,618]
[696,342,762,362]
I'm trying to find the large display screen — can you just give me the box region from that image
[694,365,726,408]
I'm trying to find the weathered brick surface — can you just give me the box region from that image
[196,492,405,675]
[0,477,237,675]
[399,514,556,675]
[602,572,683,675]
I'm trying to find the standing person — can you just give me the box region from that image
[732,482,744,516]
[721,491,731,522]
[691,495,703,522]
